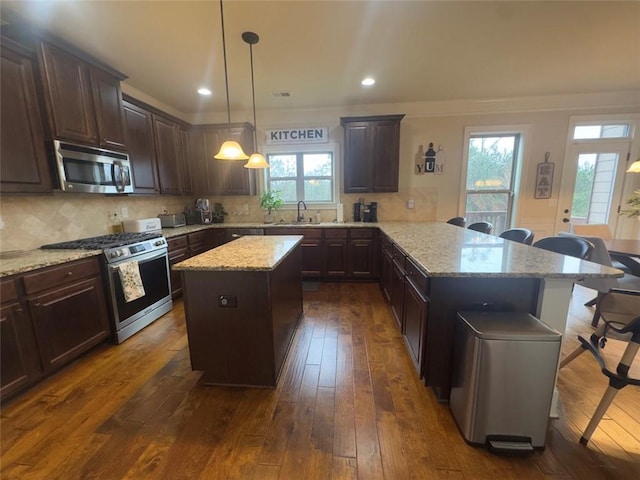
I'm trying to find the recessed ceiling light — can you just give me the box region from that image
[361,77,375,86]
[197,87,212,96]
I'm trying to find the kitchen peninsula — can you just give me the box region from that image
[173,235,303,387]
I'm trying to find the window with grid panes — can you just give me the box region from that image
[265,151,334,203]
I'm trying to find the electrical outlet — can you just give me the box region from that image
[218,295,237,308]
[121,207,129,218]
[160,206,167,214]
[407,199,415,209]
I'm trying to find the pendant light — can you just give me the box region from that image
[242,31,269,169]
[626,159,640,173]
[214,0,248,160]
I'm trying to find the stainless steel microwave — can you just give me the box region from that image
[54,140,133,194]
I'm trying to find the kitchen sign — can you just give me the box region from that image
[265,127,328,145]
[534,152,554,199]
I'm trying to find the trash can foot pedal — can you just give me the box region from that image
[487,439,534,456]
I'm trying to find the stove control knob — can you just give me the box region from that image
[109,252,117,258]
[154,240,163,246]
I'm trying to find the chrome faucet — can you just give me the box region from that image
[297,200,307,223]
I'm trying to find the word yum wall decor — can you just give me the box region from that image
[415,142,446,175]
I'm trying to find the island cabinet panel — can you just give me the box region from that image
[1,279,42,401]
[181,244,302,387]
[123,101,160,194]
[424,277,541,401]
[324,229,348,278]
[0,40,52,194]
[402,258,429,372]
[22,257,110,374]
[340,114,404,193]
[39,41,126,150]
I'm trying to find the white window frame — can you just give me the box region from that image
[458,125,530,231]
[261,142,340,211]
[559,113,640,236]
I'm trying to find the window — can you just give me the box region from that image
[573,123,631,140]
[461,130,523,235]
[265,150,334,204]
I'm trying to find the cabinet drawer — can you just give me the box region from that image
[350,228,374,239]
[391,244,406,270]
[405,258,430,295]
[23,257,101,295]
[1,279,19,304]
[324,228,347,239]
[168,235,188,251]
[187,231,207,245]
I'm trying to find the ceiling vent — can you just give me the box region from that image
[272,92,291,97]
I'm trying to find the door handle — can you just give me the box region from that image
[562,218,570,223]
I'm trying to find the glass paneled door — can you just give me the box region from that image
[556,142,629,233]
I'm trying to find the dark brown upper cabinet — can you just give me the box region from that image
[123,101,160,194]
[192,123,256,196]
[0,38,52,193]
[340,114,404,193]
[123,96,190,196]
[39,41,126,150]
[153,115,183,195]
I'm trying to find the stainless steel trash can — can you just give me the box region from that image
[450,311,561,452]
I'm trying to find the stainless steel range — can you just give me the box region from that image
[42,232,173,344]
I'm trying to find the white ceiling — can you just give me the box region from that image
[3,1,639,117]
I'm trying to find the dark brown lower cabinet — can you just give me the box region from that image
[324,229,348,278]
[380,236,393,302]
[168,235,189,298]
[0,279,42,400]
[347,228,377,278]
[402,258,429,372]
[389,244,407,330]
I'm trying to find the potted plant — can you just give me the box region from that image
[212,202,228,223]
[260,189,284,224]
[621,189,640,220]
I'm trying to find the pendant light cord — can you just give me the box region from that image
[220,0,232,136]
[249,42,258,149]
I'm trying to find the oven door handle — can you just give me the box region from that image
[108,248,169,270]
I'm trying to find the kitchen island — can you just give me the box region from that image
[376,222,623,410]
[173,235,303,387]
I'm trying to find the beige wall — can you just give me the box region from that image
[2,95,638,251]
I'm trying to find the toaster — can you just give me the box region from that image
[122,217,162,233]
[158,213,186,228]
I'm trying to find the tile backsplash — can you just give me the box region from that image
[0,194,189,251]
[0,188,438,252]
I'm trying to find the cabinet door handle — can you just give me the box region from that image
[33,302,41,308]
[65,271,73,277]
[14,306,23,314]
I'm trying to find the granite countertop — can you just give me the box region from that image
[377,222,624,279]
[172,235,304,272]
[0,221,625,279]
[0,249,102,278]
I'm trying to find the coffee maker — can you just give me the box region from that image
[363,202,378,222]
[195,198,213,224]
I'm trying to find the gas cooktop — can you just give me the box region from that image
[41,232,163,250]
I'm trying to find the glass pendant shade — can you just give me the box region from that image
[244,152,269,168]
[626,160,640,173]
[215,140,249,160]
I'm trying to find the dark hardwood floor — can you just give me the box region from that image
[1,283,638,479]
